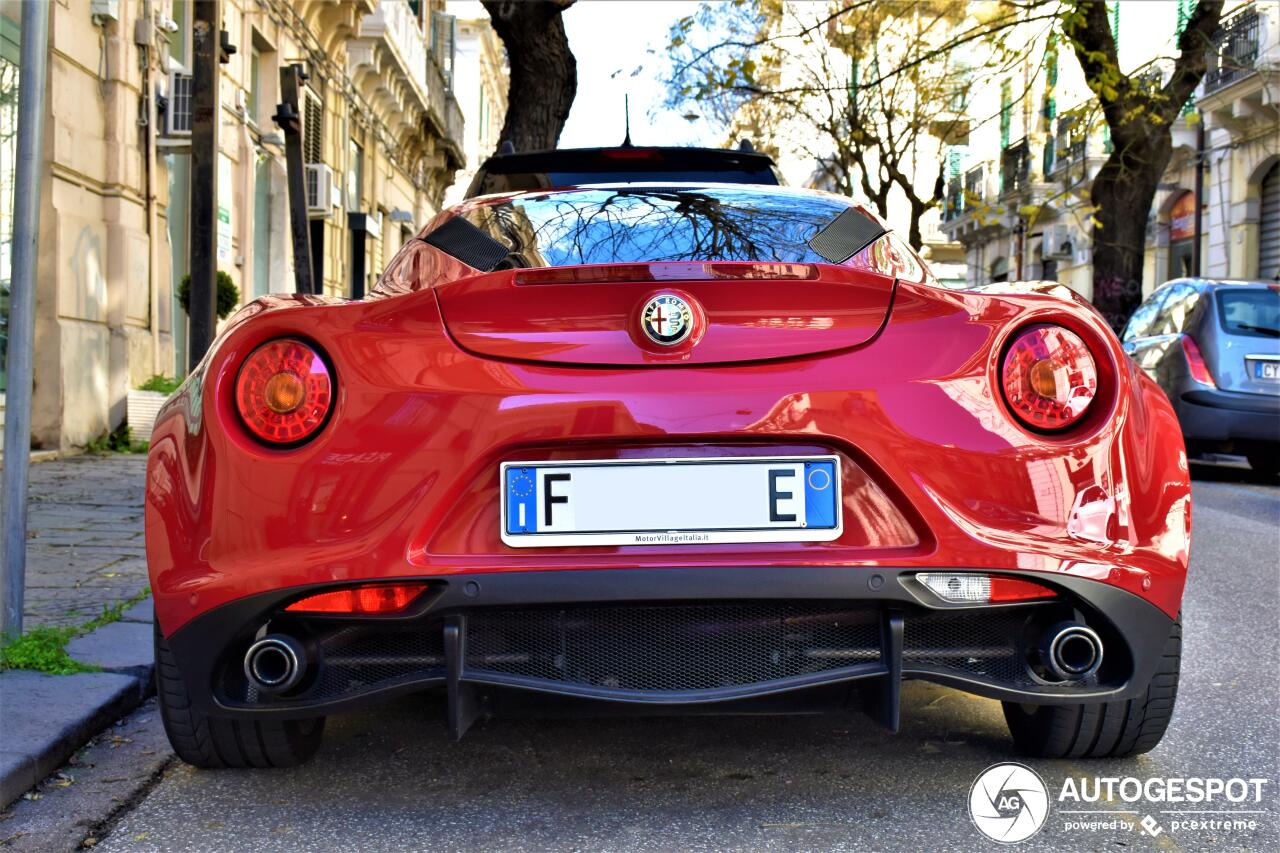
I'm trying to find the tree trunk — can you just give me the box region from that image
[1064,0,1223,331]
[481,0,578,154]
[1089,134,1173,331]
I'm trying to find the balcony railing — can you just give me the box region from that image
[1204,4,1260,93]
[1000,139,1032,195]
[445,93,464,146]
[964,166,985,202]
[359,0,431,109]
[944,180,964,222]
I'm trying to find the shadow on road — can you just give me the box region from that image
[1189,458,1277,486]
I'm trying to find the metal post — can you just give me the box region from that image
[1192,116,1205,278]
[274,64,315,295]
[187,0,221,371]
[1,1,51,639]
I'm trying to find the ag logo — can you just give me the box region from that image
[969,762,1050,843]
[640,293,694,346]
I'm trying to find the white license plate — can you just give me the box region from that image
[500,456,842,547]
[1252,359,1280,380]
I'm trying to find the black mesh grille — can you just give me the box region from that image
[903,608,1033,684]
[421,218,510,271]
[465,603,880,693]
[311,625,445,700]
[806,208,886,263]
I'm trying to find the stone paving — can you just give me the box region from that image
[21,454,149,628]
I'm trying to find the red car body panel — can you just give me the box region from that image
[145,224,1191,638]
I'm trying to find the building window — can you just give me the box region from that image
[247,45,260,127]
[432,12,457,87]
[347,139,363,212]
[999,79,1012,149]
[169,0,188,69]
[303,87,324,165]
[0,12,18,395]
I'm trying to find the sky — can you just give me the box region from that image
[557,1,716,149]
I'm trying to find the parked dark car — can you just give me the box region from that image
[1122,278,1280,474]
[463,145,782,198]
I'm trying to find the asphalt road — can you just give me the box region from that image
[39,466,1280,851]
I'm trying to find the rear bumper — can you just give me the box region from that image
[166,566,1175,735]
[1176,386,1280,443]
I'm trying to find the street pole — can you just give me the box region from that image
[0,0,51,639]
[187,0,221,371]
[274,64,315,295]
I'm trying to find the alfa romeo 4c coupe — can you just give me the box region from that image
[147,184,1189,768]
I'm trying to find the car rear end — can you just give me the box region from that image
[1175,283,1280,472]
[146,185,1191,763]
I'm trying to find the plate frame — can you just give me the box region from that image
[499,455,843,548]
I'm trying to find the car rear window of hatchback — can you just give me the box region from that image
[456,187,868,268]
[1216,287,1280,338]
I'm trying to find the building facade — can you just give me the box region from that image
[442,0,507,206]
[0,0,467,451]
[941,1,1280,300]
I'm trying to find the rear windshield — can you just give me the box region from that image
[1216,288,1279,338]
[456,187,861,268]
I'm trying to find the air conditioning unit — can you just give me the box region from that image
[305,164,340,217]
[1074,245,1092,266]
[1043,224,1074,259]
[162,71,193,137]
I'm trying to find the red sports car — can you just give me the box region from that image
[146,185,1190,768]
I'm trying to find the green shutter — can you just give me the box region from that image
[1000,79,1012,148]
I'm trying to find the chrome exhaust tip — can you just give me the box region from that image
[1042,622,1103,681]
[244,634,307,694]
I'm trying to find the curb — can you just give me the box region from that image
[0,598,155,810]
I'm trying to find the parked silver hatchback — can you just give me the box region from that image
[1123,278,1280,476]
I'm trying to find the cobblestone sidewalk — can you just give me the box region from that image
[21,455,149,628]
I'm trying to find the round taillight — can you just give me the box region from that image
[1001,324,1097,431]
[235,339,333,444]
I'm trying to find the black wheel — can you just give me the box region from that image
[155,620,325,768]
[1246,450,1279,477]
[1002,615,1180,759]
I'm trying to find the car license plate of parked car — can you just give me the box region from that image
[501,456,842,547]
[1251,359,1279,380]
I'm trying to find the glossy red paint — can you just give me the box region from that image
[435,262,895,366]
[145,215,1191,638]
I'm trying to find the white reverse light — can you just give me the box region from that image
[917,572,991,602]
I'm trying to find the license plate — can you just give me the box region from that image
[500,456,842,547]
[1252,360,1279,380]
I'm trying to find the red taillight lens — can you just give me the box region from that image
[285,583,428,614]
[989,576,1059,602]
[1001,324,1098,431]
[235,338,333,444]
[1180,335,1216,387]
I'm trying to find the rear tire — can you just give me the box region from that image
[1002,615,1180,759]
[155,619,325,768]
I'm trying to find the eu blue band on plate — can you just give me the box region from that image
[803,461,838,529]
[506,468,537,534]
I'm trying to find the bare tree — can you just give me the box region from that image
[481,0,579,154]
[1062,0,1224,330]
[664,1,1056,250]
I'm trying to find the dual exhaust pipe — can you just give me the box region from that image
[1040,621,1103,681]
[244,634,308,694]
